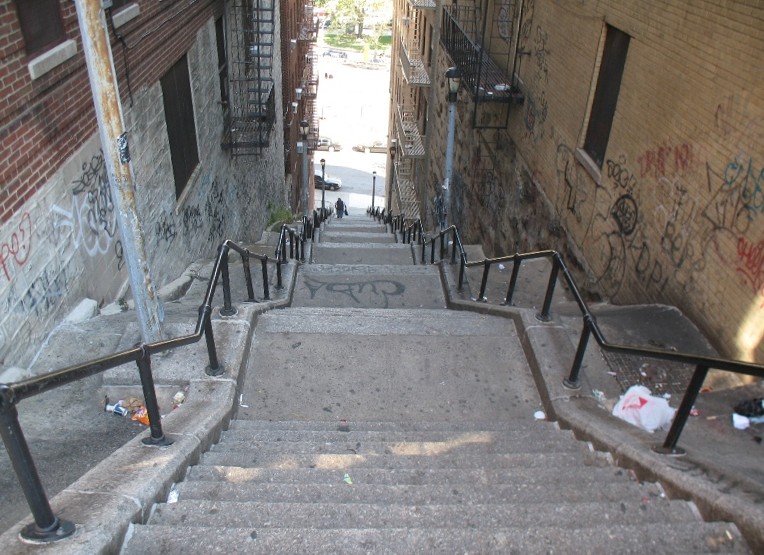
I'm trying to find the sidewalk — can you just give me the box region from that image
[0,215,762,552]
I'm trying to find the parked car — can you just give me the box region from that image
[352,140,387,153]
[322,49,348,59]
[315,137,342,152]
[314,173,342,190]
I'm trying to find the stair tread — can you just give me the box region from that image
[174,478,668,506]
[124,523,749,554]
[148,498,700,529]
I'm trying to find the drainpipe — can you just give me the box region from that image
[75,0,164,343]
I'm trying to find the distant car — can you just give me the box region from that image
[314,173,342,190]
[322,49,347,59]
[315,137,342,152]
[353,140,387,153]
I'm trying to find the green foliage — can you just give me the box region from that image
[324,32,390,53]
[267,203,295,228]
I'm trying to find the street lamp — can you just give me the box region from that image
[320,157,326,216]
[442,66,461,229]
[387,139,397,214]
[371,170,377,214]
[299,119,310,218]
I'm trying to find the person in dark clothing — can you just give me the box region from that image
[335,197,345,218]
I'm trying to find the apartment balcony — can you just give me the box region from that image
[441,5,522,104]
[399,37,431,87]
[395,103,425,158]
[408,0,436,9]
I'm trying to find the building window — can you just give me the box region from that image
[161,55,199,199]
[111,0,131,9]
[583,25,630,168]
[215,16,229,112]
[15,0,66,56]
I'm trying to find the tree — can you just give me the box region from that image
[334,0,387,38]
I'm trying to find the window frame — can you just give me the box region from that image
[582,24,630,169]
[160,54,200,200]
[15,0,66,57]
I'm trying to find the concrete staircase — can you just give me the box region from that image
[121,213,749,553]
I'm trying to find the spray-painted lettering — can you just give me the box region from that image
[0,212,32,281]
[638,144,693,179]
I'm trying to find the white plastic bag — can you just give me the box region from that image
[612,385,676,433]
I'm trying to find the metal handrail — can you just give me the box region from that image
[425,226,764,456]
[0,237,294,543]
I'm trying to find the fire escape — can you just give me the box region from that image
[393,0,434,222]
[221,0,276,155]
[441,0,523,129]
[298,1,319,150]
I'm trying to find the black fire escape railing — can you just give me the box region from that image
[405,224,764,457]
[0,237,299,544]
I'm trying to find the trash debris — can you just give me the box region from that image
[238,393,248,408]
[104,397,129,417]
[689,406,700,417]
[338,419,350,432]
[167,487,179,504]
[734,398,764,418]
[343,473,353,485]
[592,389,606,405]
[173,391,186,407]
[611,385,676,433]
[533,410,546,420]
[498,263,505,271]
[733,413,750,430]
[132,406,150,426]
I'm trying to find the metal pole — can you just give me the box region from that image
[301,142,308,218]
[371,171,377,213]
[75,0,164,343]
[443,97,457,230]
[320,158,326,214]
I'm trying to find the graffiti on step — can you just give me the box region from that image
[302,277,405,308]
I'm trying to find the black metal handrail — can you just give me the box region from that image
[425,225,764,457]
[0,237,294,543]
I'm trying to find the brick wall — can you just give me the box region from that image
[432,0,764,361]
[0,1,287,368]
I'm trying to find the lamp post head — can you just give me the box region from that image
[320,158,326,171]
[446,66,461,101]
[389,139,397,160]
[299,120,309,139]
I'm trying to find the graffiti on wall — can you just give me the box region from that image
[51,150,124,267]
[155,210,178,244]
[637,143,694,180]
[1,212,32,282]
[203,176,226,242]
[4,260,69,318]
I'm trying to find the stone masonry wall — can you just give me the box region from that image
[0,15,286,369]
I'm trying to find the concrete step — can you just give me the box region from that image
[225,418,555,433]
[293,264,445,309]
[146,498,700,530]
[254,307,516,336]
[320,231,396,244]
[175,478,665,506]
[123,522,749,554]
[311,242,414,265]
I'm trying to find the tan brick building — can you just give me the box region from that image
[388,0,764,361]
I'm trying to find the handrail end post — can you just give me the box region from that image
[20,518,76,544]
[652,444,687,457]
[205,364,225,377]
[562,377,582,391]
[141,434,174,447]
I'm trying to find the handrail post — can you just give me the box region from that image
[242,250,256,302]
[504,255,521,305]
[300,236,306,262]
[201,305,224,376]
[439,232,445,259]
[458,257,465,290]
[421,236,426,264]
[654,364,709,456]
[136,346,173,446]
[538,259,560,321]
[450,228,457,264]
[430,238,436,264]
[261,257,271,300]
[477,260,490,301]
[276,260,283,289]
[0,390,75,542]
[563,320,591,390]
[219,246,236,316]
[289,230,295,259]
